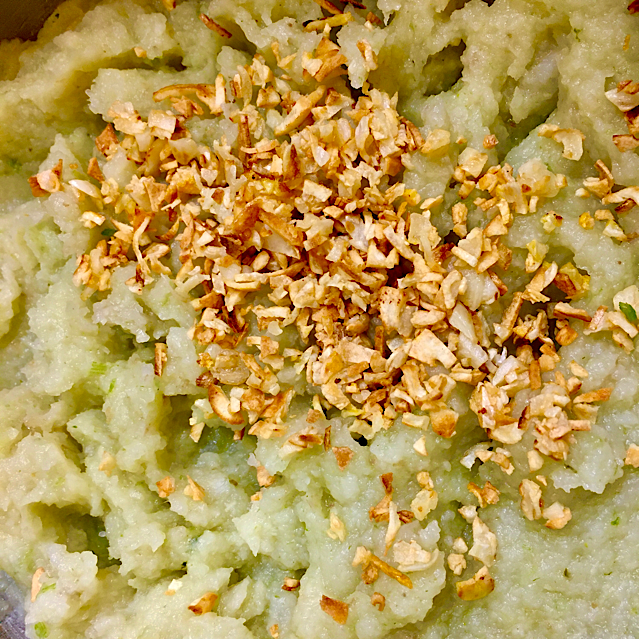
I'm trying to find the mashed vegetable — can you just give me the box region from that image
[2,1,639,638]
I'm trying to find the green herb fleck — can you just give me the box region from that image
[34,622,49,638]
[101,228,117,237]
[38,583,56,596]
[90,362,107,375]
[108,379,116,393]
[619,302,637,323]
[611,517,620,526]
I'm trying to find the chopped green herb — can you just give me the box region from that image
[90,362,107,375]
[611,517,620,526]
[619,302,637,323]
[34,622,49,638]
[38,583,56,596]
[101,228,117,237]
[108,379,116,393]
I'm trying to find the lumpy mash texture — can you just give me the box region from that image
[2,1,639,638]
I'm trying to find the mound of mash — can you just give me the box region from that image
[3,0,639,637]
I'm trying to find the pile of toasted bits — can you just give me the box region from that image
[32,31,639,606]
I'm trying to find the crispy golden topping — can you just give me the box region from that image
[320,595,349,624]
[332,446,354,469]
[305,13,353,32]
[68,39,604,470]
[156,475,175,498]
[393,539,439,572]
[30,568,45,602]
[370,591,385,611]
[199,14,232,38]
[154,342,167,376]
[411,471,438,521]
[456,566,494,600]
[33,38,633,608]
[519,479,543,520]
[353,546,413,588]
[327,511,347,542]
[29,159,63,197]
[184,475,205,501]
[625,444,639,467]
[468,481,499,508]
[98,450,116,476]
[468,517,497,567]
[483,134,498,149]
[188,591,217,615]
[282,577,300,591]
[542,502,571,529]
[447,553,466,575]
[538,124,585,160]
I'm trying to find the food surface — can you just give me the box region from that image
[3,1,639,638]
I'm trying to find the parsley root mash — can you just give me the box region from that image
[3,0,639,637]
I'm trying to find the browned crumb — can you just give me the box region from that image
[199,14,232,38]
[353,546,413,589]
[188,592,217,615]
[87,157,105,182]
[332,446,354,469]
[625,444,639,467]
[282,577,300,591]
[156,476,175,498]
[95,124,119,157]
[320,595,349,624]
[614,133,639,152]
[98,451,116,476]
[483,134,498,149]
[456,567,494,600]
[370,592,385,611]
[184,475,205,501]
[31,568,45,602]
[468,481,500,508]
[154,342,167,376]
[543,502,572,529]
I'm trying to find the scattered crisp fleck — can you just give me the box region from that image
[188,592,217,615]
[154,342,167,376]
[413,436,428,456]
[483,134,498,149]
[320,595,349,624]
[447,553,466,576]
[370,591,385,611]
[184,475,205,501]
[543,502,572,529]
[327,511,347,542]
[468,481,500,508]
[98,451,116,476]
[31,568,45,602]
[282,577,300,591]
[456,566,494,600]
[468,517,497,567]
[332,446,354,469]
[156,475,176,498]
[625,444,639,467]
[519,479,543,520]
[199,14,232,38]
